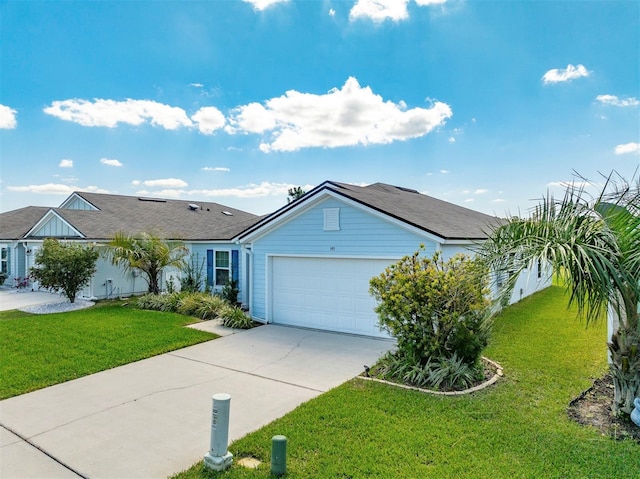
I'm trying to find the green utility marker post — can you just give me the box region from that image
[271,435,287,476]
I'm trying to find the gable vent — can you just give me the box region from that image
[323,208,340,231]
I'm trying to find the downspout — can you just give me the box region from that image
[241,243,254,317]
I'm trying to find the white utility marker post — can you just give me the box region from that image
[204,393,233,471]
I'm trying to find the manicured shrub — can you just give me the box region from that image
[369,248,491,388]
[30,239,99,303]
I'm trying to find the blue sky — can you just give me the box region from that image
[1,0,638,216]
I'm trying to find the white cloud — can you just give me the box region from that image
[43,99,193,130]
[448,137,456,143]
[131,180,141,186]
[242,0,288,11]
[228,77,452,152]
[0,104,17,129]
[474,189,488,194]
[137,189,185,198]
[542,64,589,84]
[100,158,123,167]
[329,8,336,16]
[440,169,449,174]
[191,106,226,134]
[596,94,640,107]
[350,0,409,22]
[201,167,230,172]
[190,83,204,88]
[190,182,306,198]
[59,159,73,168]
[464,198,475,203]
[615,142,640,155]
[492,198,506,203]
[349,0,446,22]
[7,184,109,195]
[141,178,188,188]
[547,180,593,190]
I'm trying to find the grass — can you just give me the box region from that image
[0,299,216,399]
[174,286,639,479]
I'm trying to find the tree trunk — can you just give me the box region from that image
[608,292,640,415]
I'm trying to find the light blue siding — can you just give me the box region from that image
[63,196,97,210]
[32,216,81,237]
[249,198,438,320]
[189,243,244,302]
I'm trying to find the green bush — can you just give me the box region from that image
[220,279,239,304]
[30,239,99,303]
[220,306,254,329]
[369,249,491,377]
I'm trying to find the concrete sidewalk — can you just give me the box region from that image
[1,325,391,478]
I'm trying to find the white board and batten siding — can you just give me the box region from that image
[249,197,438,337]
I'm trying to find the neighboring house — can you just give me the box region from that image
[238,181,551,338]
[0,192,260,302]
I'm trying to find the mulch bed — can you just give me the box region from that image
[567,372,640,443]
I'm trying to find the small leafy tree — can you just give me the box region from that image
[106,231,189,294]
[30,239,99,303]
[370,249,491,370]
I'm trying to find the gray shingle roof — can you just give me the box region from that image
[326,182,501,240]
[0,206,51,240]
[240,181,502,241]
[0,192,261,241]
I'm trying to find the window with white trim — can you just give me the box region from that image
[1,247,7,274]
[207,249,230,287]
[215,251,230,286]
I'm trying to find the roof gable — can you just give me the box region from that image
[239,180,501,242]
[1,191,261,241]
[27,210,85,238]
[60,192,99,211]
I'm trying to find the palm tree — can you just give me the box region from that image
[287,186,306,204]
[106,231,189,294]
[479,172,639,416]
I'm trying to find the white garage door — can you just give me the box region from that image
[270,257,394,337]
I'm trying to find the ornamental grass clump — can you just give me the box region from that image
[369,249,491,389]
[220,306,254,329]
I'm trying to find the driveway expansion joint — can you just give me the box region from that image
[168,351,325,393]
[1,424,88,479]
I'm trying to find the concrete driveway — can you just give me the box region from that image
[0,324,392,478]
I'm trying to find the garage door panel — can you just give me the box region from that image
[271,257,393,337]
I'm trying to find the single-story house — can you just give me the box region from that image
[238,181,551,337]
[0,181,550,338]
[0,191,260,303]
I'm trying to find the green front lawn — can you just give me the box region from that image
[0,300,215,399]
[175,286,639,479]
